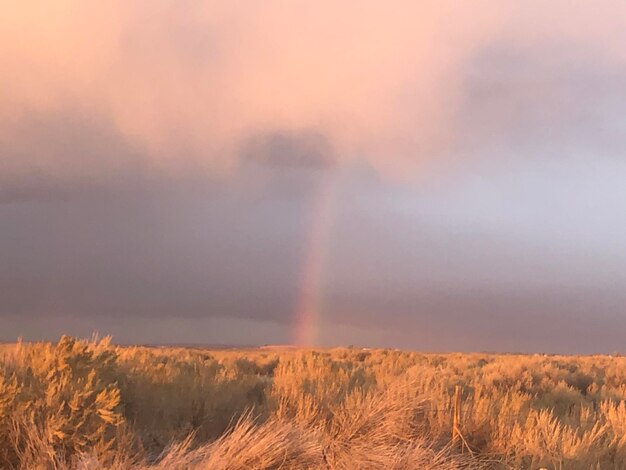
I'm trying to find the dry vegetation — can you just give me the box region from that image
[1,336,625,469]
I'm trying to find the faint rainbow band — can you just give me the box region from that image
[292,172,337,346]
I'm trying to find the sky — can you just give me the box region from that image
[2,1,626,353]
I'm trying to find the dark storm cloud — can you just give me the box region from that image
[322,287,626,354]
[0,106,148,204]
[0,168,326,342]
[240,130,336,169]
[4,159,626,354]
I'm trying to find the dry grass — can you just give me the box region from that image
[2,337,626,468]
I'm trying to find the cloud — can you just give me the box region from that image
[3,1,626,191]
[4,1,626,352]
[240,130,335,169]
[457,43,626,159]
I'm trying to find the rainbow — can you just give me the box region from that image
[292,172,337,346]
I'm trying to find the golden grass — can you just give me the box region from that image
[2,336,626,468]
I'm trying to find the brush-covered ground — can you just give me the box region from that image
[1,337,625,469]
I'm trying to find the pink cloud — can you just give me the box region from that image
[2,1,626,184]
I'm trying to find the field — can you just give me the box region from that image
[1,337,625,469]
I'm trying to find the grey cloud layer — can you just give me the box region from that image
[3,160,626,353]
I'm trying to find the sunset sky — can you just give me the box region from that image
[3,1,626,353]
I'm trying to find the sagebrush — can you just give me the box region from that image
[1,336,625,469]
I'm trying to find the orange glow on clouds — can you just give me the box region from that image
[2,1,626,182]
